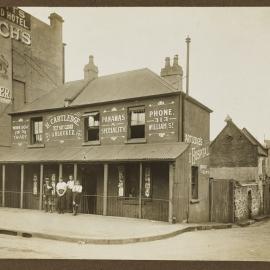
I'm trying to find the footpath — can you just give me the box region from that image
[0,207,233,244]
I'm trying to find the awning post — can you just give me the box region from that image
[39,164,44,210]
[74,163,77,180]
[103,163,108,216]
[59,163,63,179]
[139,162,143,219]
[2,165,5,207]
[169,162,175,223]
[20,164,24,209]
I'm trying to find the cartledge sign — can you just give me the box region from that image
[0,7,31,45]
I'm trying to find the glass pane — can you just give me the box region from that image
[131,111,145,126]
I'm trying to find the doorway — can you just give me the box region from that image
[79,164,98,214]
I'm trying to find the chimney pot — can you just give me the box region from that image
[84,55,98,81]
[160,54,183,91]
[173,54,179,67]
[165,57,170,68]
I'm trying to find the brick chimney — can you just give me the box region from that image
[84,55,98,81]
[48,13,64,36]
[160,55,183,91]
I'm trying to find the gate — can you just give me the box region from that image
[209,179,234,223]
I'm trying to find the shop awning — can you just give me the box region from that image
[0,142,189,163]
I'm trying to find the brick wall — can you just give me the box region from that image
[210,121,258,168]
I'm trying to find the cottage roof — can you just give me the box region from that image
[0,142,189,163]
[210,119,267,157]
[11,68,212,114]
[11,68,177,114]
[241,128,268,156]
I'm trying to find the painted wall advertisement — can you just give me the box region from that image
[185,133,210,175]
[100,106,126,142]
[12,118,29,146]
[147,99,177,139]
[44,113,83,143]
[0,7,31,45]
[0,35,12,104]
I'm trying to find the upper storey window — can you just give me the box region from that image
[31,117,43,144]
[128,106,145,139]
[85,112,100,142]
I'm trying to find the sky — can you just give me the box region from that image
[23,7,270,142]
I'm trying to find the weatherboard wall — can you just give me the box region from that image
[11,95,180,148]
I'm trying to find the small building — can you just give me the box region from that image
[0,7,64,146]
[210,116,268,222]
[0,53,212,223]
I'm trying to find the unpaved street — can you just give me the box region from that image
[0,219,270,260]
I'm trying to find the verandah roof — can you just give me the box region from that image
[0,142,189,163]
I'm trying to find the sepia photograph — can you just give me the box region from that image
[0,3,270,266]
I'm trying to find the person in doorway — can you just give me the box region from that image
[56,177,67,214]
[66,174,75,213]
[43,178,52,213]
[72,180,83,216]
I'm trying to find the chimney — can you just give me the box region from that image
[160,55,183,91]
[48,13,64,33]
[84,55,98,81]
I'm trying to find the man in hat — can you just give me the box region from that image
[43,178,52,212]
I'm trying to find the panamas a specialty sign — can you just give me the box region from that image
[0,35,12,104]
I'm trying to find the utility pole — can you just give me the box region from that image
[185,36,191,96]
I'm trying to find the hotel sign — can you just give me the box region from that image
[0,7,31,30]
[0,7,31,45]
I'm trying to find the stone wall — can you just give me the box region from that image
[234,183,261,221]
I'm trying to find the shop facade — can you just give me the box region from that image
[0,55,211,223]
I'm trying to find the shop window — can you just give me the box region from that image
[128,106,145,139]
[84,112,100,142]
[144,166,151,198]
[191,166,198,199]
[31,117,43,144]
[117,166,125,197]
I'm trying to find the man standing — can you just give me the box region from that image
[43,178,52,213]
[72,180,83,216]
[66,174,75,213]
[56,177,67,214]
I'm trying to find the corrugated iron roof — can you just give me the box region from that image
[0,142,189,163]
[12,68,178,114]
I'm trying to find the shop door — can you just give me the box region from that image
[81,170,97,214]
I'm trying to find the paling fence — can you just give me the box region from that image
[0,191,169,222]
